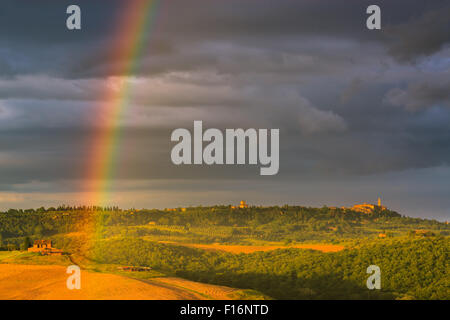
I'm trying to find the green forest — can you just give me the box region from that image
[90,237,449,300]
[0,205,448,299]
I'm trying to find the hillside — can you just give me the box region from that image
[1,205,448,248]
[0,205,448,300]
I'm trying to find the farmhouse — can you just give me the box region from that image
[28,240,63,256]
[117,266,152,272]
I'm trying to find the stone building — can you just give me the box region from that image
[28,240,63,256]
[239,200,249,208]
[351,198,387,214]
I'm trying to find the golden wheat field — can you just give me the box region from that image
[161,242,345,253]
[0,264,239,300]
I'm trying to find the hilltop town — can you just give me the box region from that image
[164,198,391,215]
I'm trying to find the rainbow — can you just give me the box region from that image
[85,0,160,207]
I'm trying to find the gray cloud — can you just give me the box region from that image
[1,0,447,79]
[385,75,450,111]
[384,4,450,62]
[0,0,449,218]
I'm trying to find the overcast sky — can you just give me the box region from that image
[0,0,449,220]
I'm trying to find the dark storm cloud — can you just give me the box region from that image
[64,0,450,78]
[0,0,449,218]
[385,75,450,111]
[384,4,450,62]
[0,127,88,186]
[1,0,448,79]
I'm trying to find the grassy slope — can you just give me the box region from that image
[0,251,269,300]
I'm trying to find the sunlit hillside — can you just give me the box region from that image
[0,205,448,300]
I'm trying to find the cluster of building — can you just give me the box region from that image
[117,266,152,272]
[165,207,187,212]
[331,198,387,214]
[27,240,63,256]
[231,200,249,209]
[351,198,387,214]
